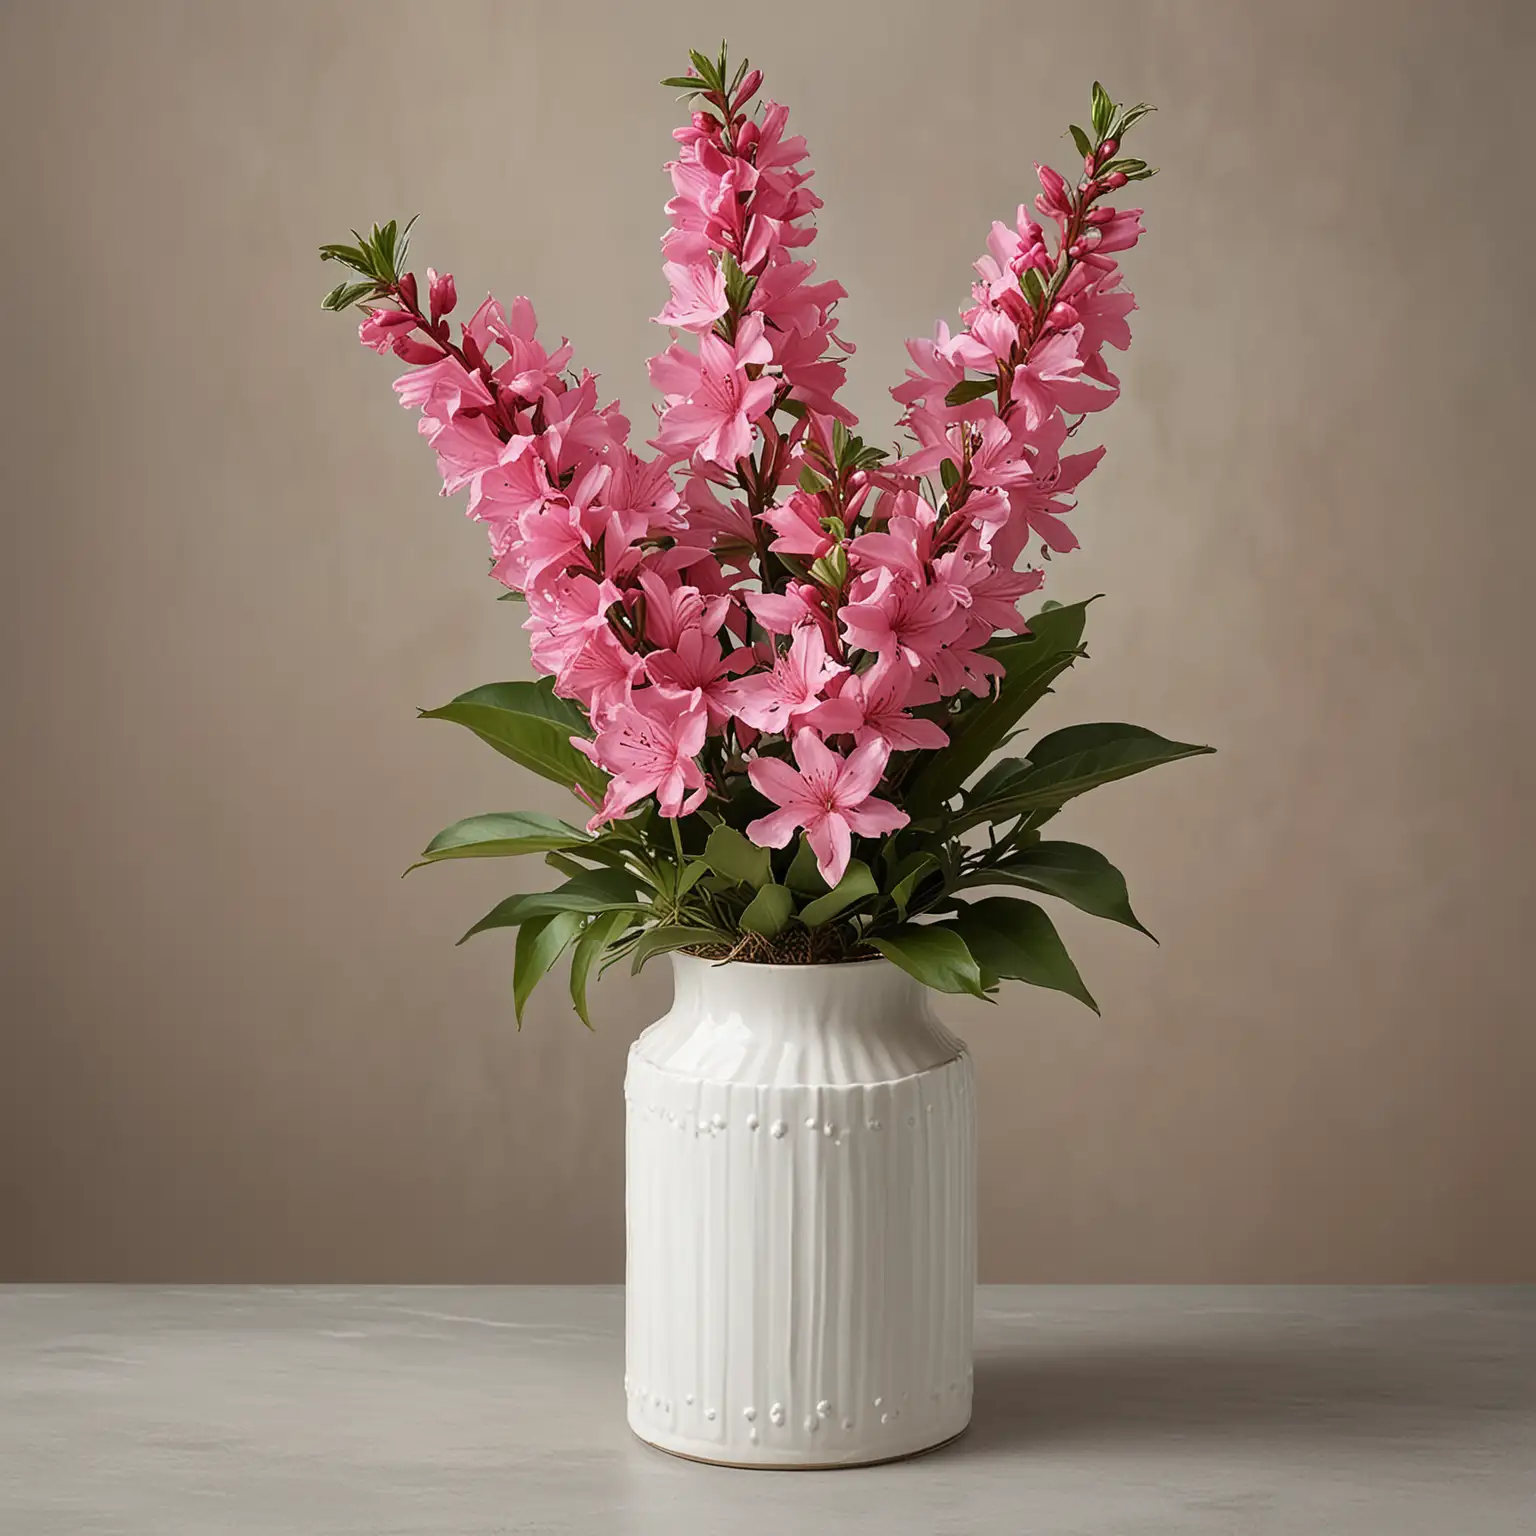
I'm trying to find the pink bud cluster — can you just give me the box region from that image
[351,74,1146,888]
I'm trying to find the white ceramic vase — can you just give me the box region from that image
[624,955,975,1468]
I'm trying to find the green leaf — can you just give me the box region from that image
[868,924,987,998]
[687,49,721,90]
[1114,103,1155,138]
[569,908,634,1028]
[957,723,1214,829]
[944,378,997,408]
[784,835,829,894]
[458,868,640,944]
[887,850,940,920]
[676,860,710,899]
[630,924,724,974]
[798,464,833,494]
[939,457,961,491]
[1069,123,1094,160]
[510,868,642,921]
[904,598,1094,815]
[703,824,771,889]
[798,860,878,928]
[740,883,794,938]
[1021,268,1046,307]
[321,280,377,312]
[513,911,585,1027]
[420,679,603,797]
[412,811,589,869]
[318,243,377,277]
[661,75,706,90]
[957,842,1152,937]
[1091,81,1114,139]
[947,897,1097,1012]
[496,589,527,602]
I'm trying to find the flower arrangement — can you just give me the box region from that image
[319,45,1210,1021]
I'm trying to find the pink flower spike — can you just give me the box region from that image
[746,731,907,887]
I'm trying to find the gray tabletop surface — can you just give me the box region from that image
[1,1286,1532,1534]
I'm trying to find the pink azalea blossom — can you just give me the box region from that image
[649,314,777,467]
[839,571,965,676]
[759,490,834,558]
[725,623,844,733]
[746,731,907,886]
[809,659,949,752]
[654,261,728,331]
[1009,327,1116,428]
[645,629,755,730]
[579,689,709,826]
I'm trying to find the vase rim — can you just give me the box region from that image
[672,952,894,974]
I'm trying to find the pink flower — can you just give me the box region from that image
[645,628,755,730]
[809,659,949,752]
[649,314,777,468]
[759,490,834,558]
[839,571,965,676]
[725,623,845,733]
[579,689,709,827]
[746,731,907,886]
[1009,327,1116,428]
[1087,208,1144,254]
[654,261,728,331]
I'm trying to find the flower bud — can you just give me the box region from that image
[394,335,445,365]
[732,69,762,109]
[396,271,418,311]
[1106,171,1128,190]
[1085,206,1116,225]
[369,307,418,332]
[1067,242,1084,258]
[427,267,457,325]
[1098,137,1118,160]
[1047,302,1079,329]
[1034,162,1071,215]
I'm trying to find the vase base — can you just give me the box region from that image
[629,1421,970,1471]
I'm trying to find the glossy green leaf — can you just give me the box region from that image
[740,883,794,937]
[887,850,940,920]
[784,836,829,895]
[513,911,584,1027]
[904,598,1094,815]
[570,908,634,1028]
[419,679,603,797]
[946,897,1097,1012]
[1069,123,1094,160]
[412,811,589,869]
[944,378,997,407]
[458,868,640,945]
[703,824,771,888]
[630,925,724,974]
[1091,81,1114,138]
[798,860,877,928]
[957,724,1214,829]
[956,841,1152,937]
[868,924,987,998]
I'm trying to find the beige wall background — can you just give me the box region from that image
[2,0,1532,1282]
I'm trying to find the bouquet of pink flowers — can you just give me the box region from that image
[320,45,1209,1021]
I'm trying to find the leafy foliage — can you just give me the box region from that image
[414,596,1209,1018]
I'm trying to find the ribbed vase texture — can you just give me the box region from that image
[624,955,975,1468]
